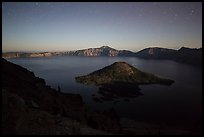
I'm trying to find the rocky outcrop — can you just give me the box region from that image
[65,46,120,57]
[65,46,137,57]
[27,52,52,57]
[2,58,121,135]
[2,89,116,135]
[120,118,193,135]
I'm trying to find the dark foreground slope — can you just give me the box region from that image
[2,58,121,135]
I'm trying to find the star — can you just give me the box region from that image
[190,9,195,16]
[35,2,41,8]
[173,14,178,20]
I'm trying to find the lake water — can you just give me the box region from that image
[7,56,202,128]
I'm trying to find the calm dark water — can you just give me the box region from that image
[8,56,202,128]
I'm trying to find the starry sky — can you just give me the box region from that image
[2,2,202,52]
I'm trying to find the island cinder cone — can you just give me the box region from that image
[75,61,174,85]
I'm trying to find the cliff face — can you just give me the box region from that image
[65,46,120,57]
[2,46,136,58]
[2,52,53,58]
[2,58,121,135]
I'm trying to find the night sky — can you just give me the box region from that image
[2,2,202,52]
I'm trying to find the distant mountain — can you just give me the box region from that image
[64,46,136,57]
[2,46,136,58]
[135,47,202,67]
[118,50,137,57]
[2,52,19,58]
[135,47,177,59]
[76,61,174,85]
[173,47,202,66]
[2,46,202,67]
[2,52,52,58]
[64,46,119,56]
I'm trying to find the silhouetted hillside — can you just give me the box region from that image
[135,47,202,67]
[173,47,202,66]
[135,47,177,59]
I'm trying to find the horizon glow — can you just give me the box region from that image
[2,2,202,52]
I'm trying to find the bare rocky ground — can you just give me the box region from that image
[119,118,200,135]
[2,90,111,135]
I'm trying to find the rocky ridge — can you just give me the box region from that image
[135,47,202,66]
[2,46,202,66]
